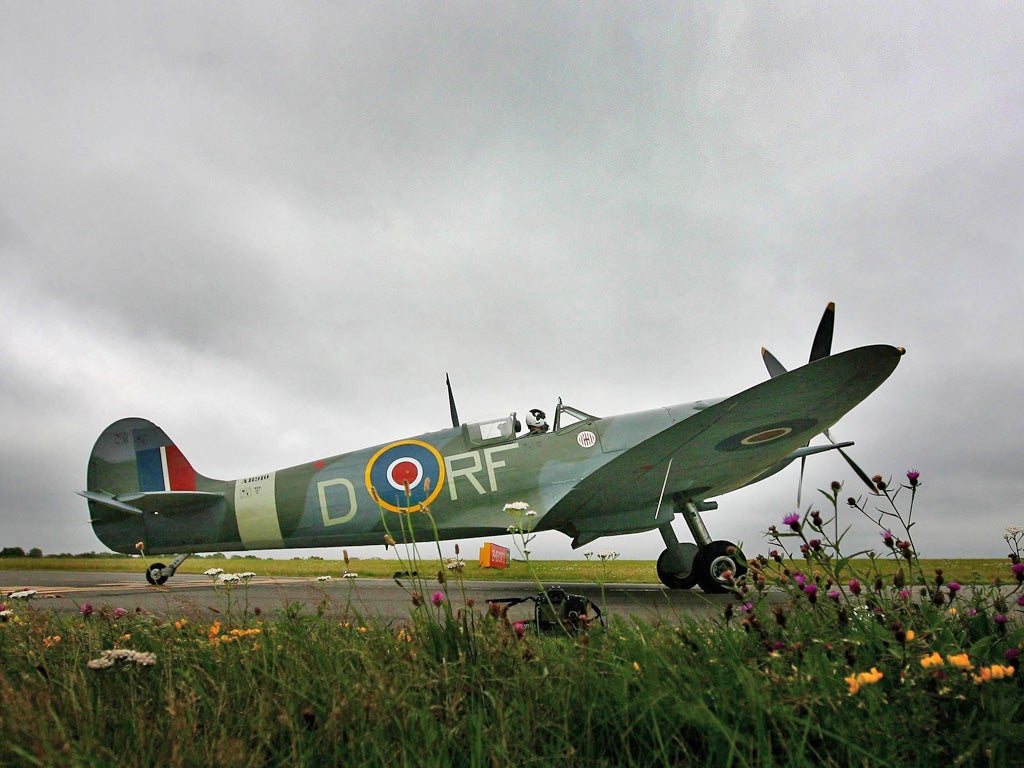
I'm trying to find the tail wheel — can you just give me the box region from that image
[145,563,169,586]
[696,541,746,594]
[656,547,699,590]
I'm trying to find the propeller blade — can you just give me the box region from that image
[446,373,460,428]
[837,445,877,492]
[809,302,835,363]
[796,455,806,508]
[761,347,788,379]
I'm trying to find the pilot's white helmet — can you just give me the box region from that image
[526,409,548,430]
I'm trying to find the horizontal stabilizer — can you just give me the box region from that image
[80,489,223,519]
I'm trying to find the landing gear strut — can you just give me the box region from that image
[144,553,192,585]
[655,496,746,593]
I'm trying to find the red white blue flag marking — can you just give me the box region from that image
[365,440,445,513]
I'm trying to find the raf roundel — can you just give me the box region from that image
[365,440,445,513]
[714,419,818,452]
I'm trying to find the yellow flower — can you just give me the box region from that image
[973,664,1015,683]
[920,652,944,669]
[947,653,973,670]
[845,667,884,694]
[905,630,915,642]
[633,661,641,672]
[43,635,61,648]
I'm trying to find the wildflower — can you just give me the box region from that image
[920,652,944,669]
[880,530,895,547]
[411,591,424,607]
[848,578,862,596]
[384,534,396,547]
[1013,563,1024,583]
[947,653,973,669]
[906,470,920,487]
[431,591,445,606]
[343,570,358,578]
[112,607,127,619]
[43,635,61,648]
[828,590,841,601]
[845,667,883,694]
[633,661,641,672]
[504,501,531,512]
[135,541,145,551]
[80,603,94,617]
[974,664,1015,683]
[872,474,886,491]
[803,584,818,602]
[905,630,915,642]
[203,568,224,577]
[783,513,800,531]
[847,497,857,507]
[8,590,36,600]
[87,649,156,669]
[808,539,822,551]
[513,621,526,638]
[317,575,333,582]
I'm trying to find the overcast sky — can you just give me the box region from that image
[2,3,1022,567]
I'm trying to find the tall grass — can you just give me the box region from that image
[2,470,1024,766]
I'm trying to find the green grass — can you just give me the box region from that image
[3,569,1024,767]
[0,555,1015,585]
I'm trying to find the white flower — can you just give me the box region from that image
[525,510,537,517]
[503,501,531,512]
[342,572,358,578]
[217,574,241,585]
[317,575,333,582]
[8,590,36,600]
[87,649,156,669]
[237,572,256,581]
[203,568,224,577]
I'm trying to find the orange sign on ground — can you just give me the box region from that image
[479,542,510,569]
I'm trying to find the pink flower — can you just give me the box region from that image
[906,470,920,487]
[80,603,94,617]
[431,591,445,606]
[848,579,862,596]
[783,513,800,531]
[513,621,526,638]
[112,607,127,619]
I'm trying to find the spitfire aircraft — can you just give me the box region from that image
[81,304,903,592]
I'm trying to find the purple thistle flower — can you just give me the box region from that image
[783,513,801,531]
[513,621,526,638]
[794,573,806,588]
[1016,595,1024,607]
[828,590,841,601]
[1005,648,1020,661]
[848,578,862,596]
[947,582,962,594]
[80,603,94,617]
[906,470,920,487]
[112,607,127,619]
[995,614,1008,625]
[803,584,818,596]
[431,591,445,606]
[880,530,895,547]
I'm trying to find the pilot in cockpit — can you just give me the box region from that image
[522,408,549,437]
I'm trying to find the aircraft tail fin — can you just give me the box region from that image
[86,418,213,496]
[83,418,225,553]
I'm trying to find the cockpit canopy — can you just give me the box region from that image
[463,401,597,446]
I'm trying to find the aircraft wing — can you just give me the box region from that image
[549,344,902,522]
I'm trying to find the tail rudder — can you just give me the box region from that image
[86,418,207,495]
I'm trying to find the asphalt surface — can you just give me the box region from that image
[0,570,761,625]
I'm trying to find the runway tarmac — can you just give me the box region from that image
[0,570,759,625]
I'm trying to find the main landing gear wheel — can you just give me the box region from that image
[656,545,699,590]
[695,540,746,594]
[145,563,169,586]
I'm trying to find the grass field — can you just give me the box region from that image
[0,554,1016,586]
